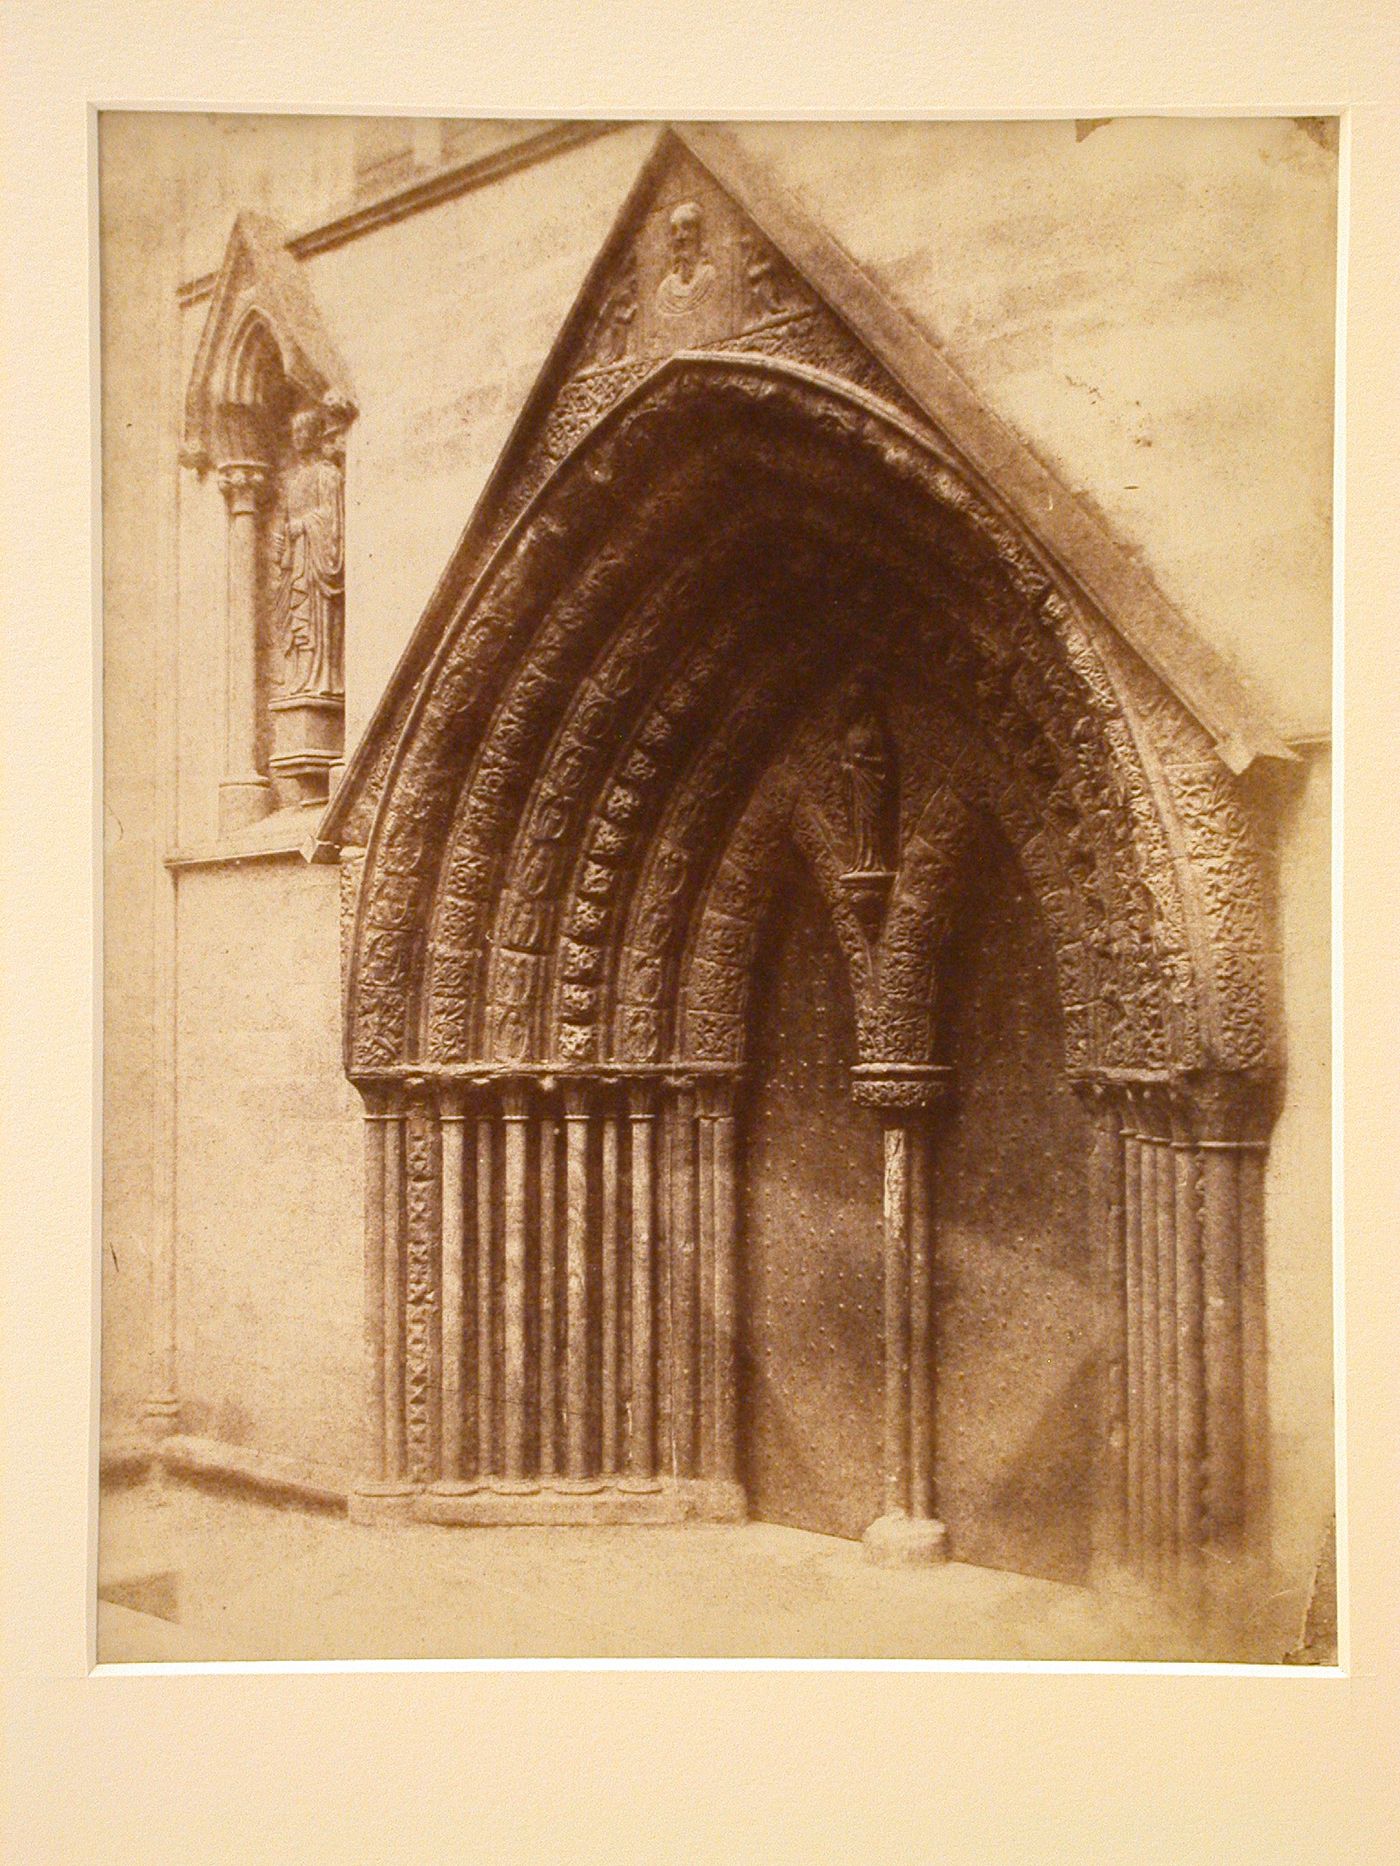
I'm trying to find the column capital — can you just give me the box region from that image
[696,1077,737,1120]
[401,1074,439,1118]
[215,458,271,512]
[850,1063,954,1113]
[1174,1069,1276,1148]
[1070,1074,1130,1117]
[353,1078,405,1118]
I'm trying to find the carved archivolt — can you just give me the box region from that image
[342,356,1274,1094]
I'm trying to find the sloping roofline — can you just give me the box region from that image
[314,122,1292,858]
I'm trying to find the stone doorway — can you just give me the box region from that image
[330,355,1278,1598]
[740,856,885,1542]
[932,826,1096,1585]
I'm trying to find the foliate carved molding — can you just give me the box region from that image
[426,499,758,1065]
[344,357,1273,1106]
[402,1097,441,1483]
[338,845,366,1021]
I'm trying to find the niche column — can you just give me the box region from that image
[216,459,273,835]
[852,1065,954,1567]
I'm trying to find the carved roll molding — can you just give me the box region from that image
[350,1069,744,1526]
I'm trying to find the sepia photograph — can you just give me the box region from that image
[95,111,1338,1666]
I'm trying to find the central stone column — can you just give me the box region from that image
[851,1065,954,1567]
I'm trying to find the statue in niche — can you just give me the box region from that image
[655,201,717,318]
[841,677,897,875]
[269,407,344,699]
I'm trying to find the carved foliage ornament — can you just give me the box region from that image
[345,359,1273,1096]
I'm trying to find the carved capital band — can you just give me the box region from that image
[695,1076,737,1121]
[850,1063,955,1112]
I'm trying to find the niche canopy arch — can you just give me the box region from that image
[182,210,357,473]
[320,126,1284,1590]
[184,212,357,828]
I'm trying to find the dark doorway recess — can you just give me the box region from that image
[934,827,1095,1585]
[740,856,885,1541]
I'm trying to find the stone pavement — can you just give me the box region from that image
[96,1478,1221,1665]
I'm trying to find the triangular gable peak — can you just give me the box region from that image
[183,211,357,472]
[320,125,1289,855]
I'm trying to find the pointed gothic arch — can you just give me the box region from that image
[182,212,357,474]
[323,134,1282,1593]
[346,357,1273,1086]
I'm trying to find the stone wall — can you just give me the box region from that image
[172,857,359,1476]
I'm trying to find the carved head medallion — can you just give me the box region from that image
[656,201,718,318]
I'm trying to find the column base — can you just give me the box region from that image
[271,766,334,810]
[682,1477,747,1523]
[141,1395,181,1441]
[863,1512,948,1568]
[417,1481,682,1527]
[384,1476,749,1528]
[218,777,273,836]
[347,1484,417,1526]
